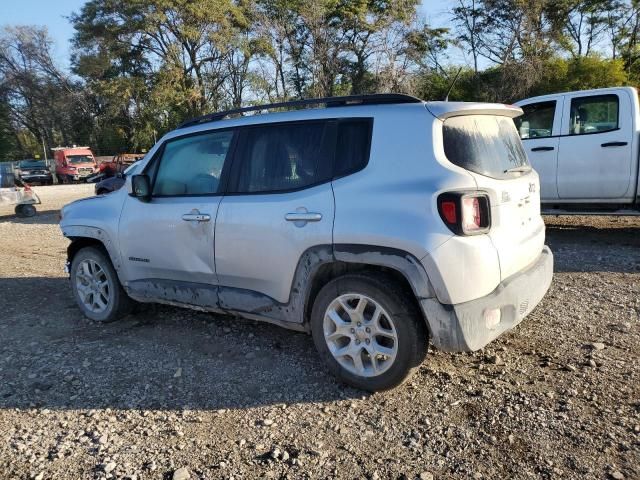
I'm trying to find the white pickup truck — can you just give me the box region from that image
[515,87,640,214]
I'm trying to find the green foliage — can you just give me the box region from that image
[537,56,629,94]
[417,56,631,103]
[0,97,17,160]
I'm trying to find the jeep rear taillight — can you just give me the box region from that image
[438,192,491,235]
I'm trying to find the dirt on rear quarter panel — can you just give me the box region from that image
[0,185,638,480]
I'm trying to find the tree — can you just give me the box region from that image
[71,0,250,150]
[547,0,621,57]
[0,93,17,160]
[452,0,483,72]
[612,0,640,79]
[0,26,92,156]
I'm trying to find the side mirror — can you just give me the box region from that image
[130,174,151,202]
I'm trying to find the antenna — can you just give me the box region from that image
[444,68,463,102]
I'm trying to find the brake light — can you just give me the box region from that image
[438,192,491,235]
[440,201,457,224]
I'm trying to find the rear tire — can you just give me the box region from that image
[70,247,134,322]
[310,273,428,391]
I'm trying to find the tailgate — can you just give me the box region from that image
[441,113,546,282]
[478,170,545,280]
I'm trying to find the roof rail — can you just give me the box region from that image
[178,93,423,129]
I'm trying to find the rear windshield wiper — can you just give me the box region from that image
[504,166,532,174]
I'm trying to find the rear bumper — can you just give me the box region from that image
[420,246,553,352]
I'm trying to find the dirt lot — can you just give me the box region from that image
[0,185,638,480]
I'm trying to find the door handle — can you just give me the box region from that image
[285,212,322,222]
[182,213,211,222]
[601,141,628,147]
[531,146,555,152]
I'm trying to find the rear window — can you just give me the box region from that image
[19,160,47,168]
[443,115,529,179]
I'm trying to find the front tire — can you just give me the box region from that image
[311,274,428,391]
[70,247,134,322]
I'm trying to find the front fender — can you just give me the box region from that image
[62,225,124,282]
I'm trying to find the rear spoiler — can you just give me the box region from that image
[425,102,523,120]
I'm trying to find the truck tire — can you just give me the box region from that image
[310,273,428,392]
[70,246,134,322]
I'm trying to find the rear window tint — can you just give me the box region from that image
[233,121,332,194]
[443,115,529,179]
[334,119,372,177]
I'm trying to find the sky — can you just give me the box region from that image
[0,0,459,68]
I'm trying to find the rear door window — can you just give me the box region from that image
[514,101,556,139]
[231,121,332,194]
[443,115,529,179]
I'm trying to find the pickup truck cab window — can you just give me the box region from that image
[569,94,619,135]
[514,101,556,139]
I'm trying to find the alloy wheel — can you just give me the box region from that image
[323,293,398,377]
[75,259,111,313]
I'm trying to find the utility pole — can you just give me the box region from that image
[43,137,58,184]
[42,138,48,163]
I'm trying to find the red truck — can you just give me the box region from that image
[53,146,98,183]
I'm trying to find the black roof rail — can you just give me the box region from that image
[177,93,423,129]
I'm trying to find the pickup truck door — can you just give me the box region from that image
[515,97,563,201]
[557,90,634,200]
[118,129,236,302]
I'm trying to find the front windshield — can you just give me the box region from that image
[19,160,46,169]
[67,155,93,164]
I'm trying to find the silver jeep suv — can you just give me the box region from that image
[60,94,553,391]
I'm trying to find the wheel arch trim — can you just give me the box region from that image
[331,244,436,301]
[63,226,124,282]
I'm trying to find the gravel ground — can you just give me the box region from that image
[0,185,638,480]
